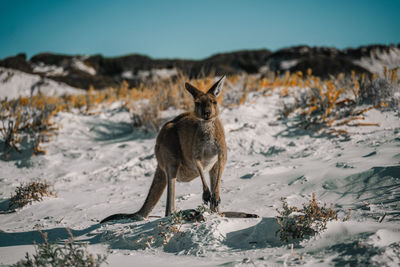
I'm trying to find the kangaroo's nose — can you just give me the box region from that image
[204,111,211,118]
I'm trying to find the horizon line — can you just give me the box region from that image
[2,42,400,61]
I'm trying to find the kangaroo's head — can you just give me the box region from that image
[185,76,225,121]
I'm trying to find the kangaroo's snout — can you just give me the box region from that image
[204,110,211,119]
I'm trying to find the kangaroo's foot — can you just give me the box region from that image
[210,194,221,212]
[202,188,211,204]
[100,212,144,224]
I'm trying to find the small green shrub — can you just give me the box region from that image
[12,229,108,267]
[9,180,56,210]
[276,193,338,243]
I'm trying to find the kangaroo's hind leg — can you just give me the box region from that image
[165,164,180,217]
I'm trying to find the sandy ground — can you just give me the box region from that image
[1,76,400,266]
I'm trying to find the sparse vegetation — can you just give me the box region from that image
[133,205,208,249]
[359,67,399,108]
[1,66,399,265]
[269,69,398,137]
[9,179,56,210]
[12,229,107,267]
[276,193,339,243]
[1,68,398,157]
[0,95,61,158]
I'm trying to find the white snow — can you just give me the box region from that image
[122,68,178,80]
[32,62,67,76]
[121,70,134,79]
[0,67,84,99]
[280,59,299,70]
[72,57,97,76]
[354,46,400,76]
[0,79,400,266]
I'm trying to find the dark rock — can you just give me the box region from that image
[0,53,32,73]
[30,52,74,66]
[264,45,374,77]
[289,56,371,78]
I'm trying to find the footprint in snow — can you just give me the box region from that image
[240,173,255,179]
[336,162,355,169]
[288,175,307,185]
[363,151,377,157]
[260,146,286,157]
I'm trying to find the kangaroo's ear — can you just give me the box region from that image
[207,75,225,97]
[185,82,203,98]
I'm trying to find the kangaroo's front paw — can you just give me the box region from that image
[202,188,211,204]
[210,194,221,212]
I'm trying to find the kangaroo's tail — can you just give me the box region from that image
[136,165,167,217]
[100,165,166,224]
[100,213,142,224]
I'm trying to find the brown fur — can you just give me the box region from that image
[101,76,227,223]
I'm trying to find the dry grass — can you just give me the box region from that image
[1,68,398,156]
[9,180,57,210]
[261,69,398,137]
[1,95,62,157]
[276,193,339,243]
[133,206,208,249]
[0,73,237,155]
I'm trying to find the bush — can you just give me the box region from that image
[0,97,59,157]
[276,193,338,243]
[274,70,395,137]
[12,229,108,267]
[129,99,160,133]
[9,180,57,210]
[359,77,399,109]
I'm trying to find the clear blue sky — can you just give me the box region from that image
[1,0,399,60]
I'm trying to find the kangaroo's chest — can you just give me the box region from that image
[195,127,219,168]
[177,122,221,181]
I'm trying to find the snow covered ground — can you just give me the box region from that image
[0,76,400,266]
[0,67,84,99]
[354,46,400,77]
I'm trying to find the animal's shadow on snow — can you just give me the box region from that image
[104,216,285,251]
[87,121,156,143]
[0,217,285,252]
[101,216,285,252]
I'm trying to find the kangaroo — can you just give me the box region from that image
[101,76,227,223]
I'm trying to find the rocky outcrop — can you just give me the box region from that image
[263,44,400,78]
[0,53,33,73]
[288,56,370,78]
